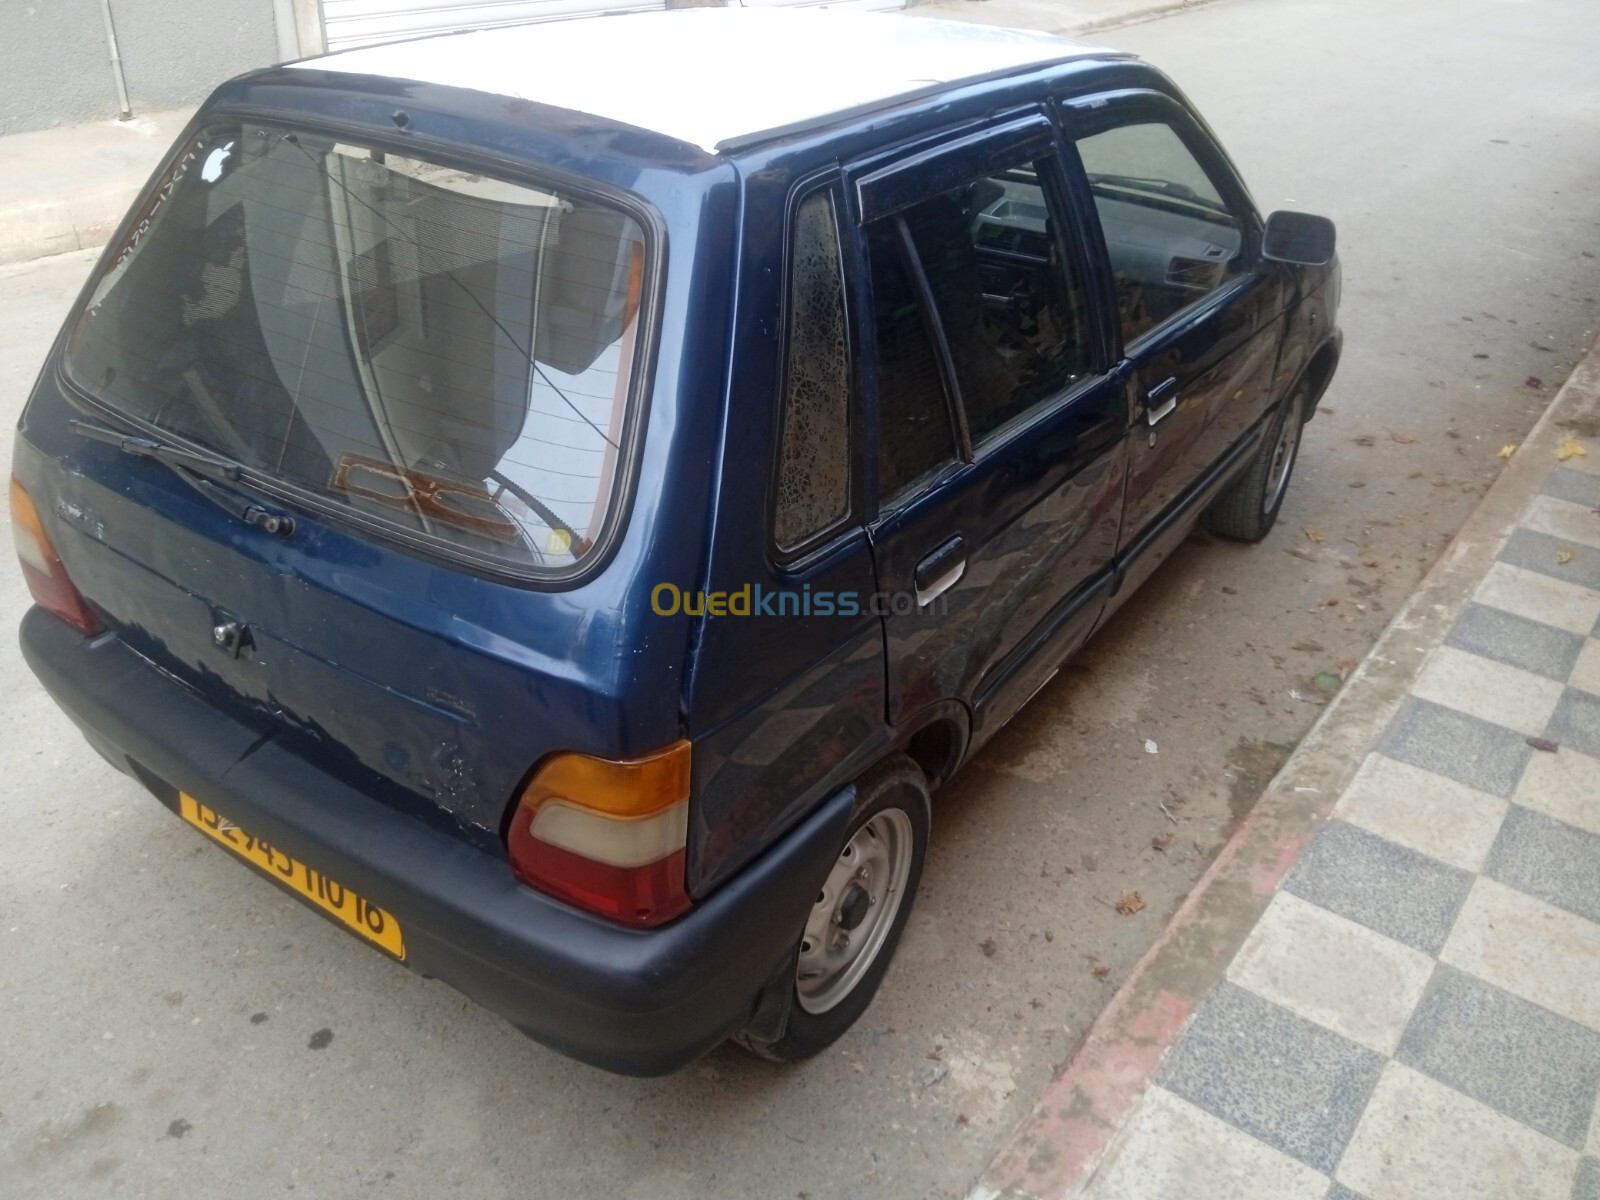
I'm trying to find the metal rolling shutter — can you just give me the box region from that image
[321,0,902,52]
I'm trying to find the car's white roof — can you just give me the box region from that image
[289,8,1107,155]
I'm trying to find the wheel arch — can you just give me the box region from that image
[894,703,971,791]
[1302,332,1343,417]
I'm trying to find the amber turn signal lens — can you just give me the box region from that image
[520,739,691,819]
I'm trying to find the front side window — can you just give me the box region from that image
[66,122,652,578]
[1075,119,1245,345]
[773,190,850,553]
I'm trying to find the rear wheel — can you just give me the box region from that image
[736,757,930,1062]
[1205,383,1308,542]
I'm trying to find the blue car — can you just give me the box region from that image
[12,8,1340,1074]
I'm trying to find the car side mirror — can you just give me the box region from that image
[1262,211,1336,267]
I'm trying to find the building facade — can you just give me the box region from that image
[1,0,900,136]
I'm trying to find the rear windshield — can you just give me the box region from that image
[66,121,652,578]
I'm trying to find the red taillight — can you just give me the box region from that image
[506,740,693,927]
[10,475,102,636]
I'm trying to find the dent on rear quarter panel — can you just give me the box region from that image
[689,632,885,895]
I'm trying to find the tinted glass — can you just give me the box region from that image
[867,221,958,502]
[773,191,850,551]
[66,122,650,577]
[899,160,1094,442]
[1075,120,1244,344]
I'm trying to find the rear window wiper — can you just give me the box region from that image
[69,418,297,538]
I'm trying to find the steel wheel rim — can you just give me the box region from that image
[795,808,914,1014]
[1264,391,1304,515]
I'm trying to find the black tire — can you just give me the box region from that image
[735,757,931,1063]
[1204,383,1309,542]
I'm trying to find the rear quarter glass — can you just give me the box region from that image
[64,120,655,582]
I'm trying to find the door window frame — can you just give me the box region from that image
[1052,88,1266,359]
[847,110,1118,518]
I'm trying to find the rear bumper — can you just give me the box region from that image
[20,606,853,1075]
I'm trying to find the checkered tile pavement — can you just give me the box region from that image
[1081,461,1600,1200]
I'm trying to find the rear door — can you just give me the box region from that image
[854,115,1128,742]
[1059,91,1283,592]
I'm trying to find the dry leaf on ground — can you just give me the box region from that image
[1557,549,1575,564]
[1556,439,1589,461]
[1115,892,1145,916]
[1388,430,1416,444]
[1091,965,1111,980]
[1303,526,1324,543]
[1152,832,1176,853]
[1527,736,1560,753]
[1498,444,1517,459]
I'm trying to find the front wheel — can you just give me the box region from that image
[1204,383,1308,542]
[736,757,930,1062]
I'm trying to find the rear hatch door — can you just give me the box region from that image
[20,113,671,846]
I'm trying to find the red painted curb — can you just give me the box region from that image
[974,795,1324,1199]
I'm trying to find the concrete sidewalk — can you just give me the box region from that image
[0,109,192,266]
[971,341,1600,1199]
[0,0,1233,267]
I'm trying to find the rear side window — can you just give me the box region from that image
[864,147,1096,510]
[66,122,652,579]
[772,190,851,552]
[867,221,959,501]
[897,159,1094,442]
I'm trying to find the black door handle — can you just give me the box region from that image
[1146,376,1179,426]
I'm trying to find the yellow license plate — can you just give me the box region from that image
[179,792,406,960]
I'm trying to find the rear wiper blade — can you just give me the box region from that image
[70,419,297,538]
[72,417,239,479]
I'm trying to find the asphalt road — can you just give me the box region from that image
[2,1,1598,1197]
